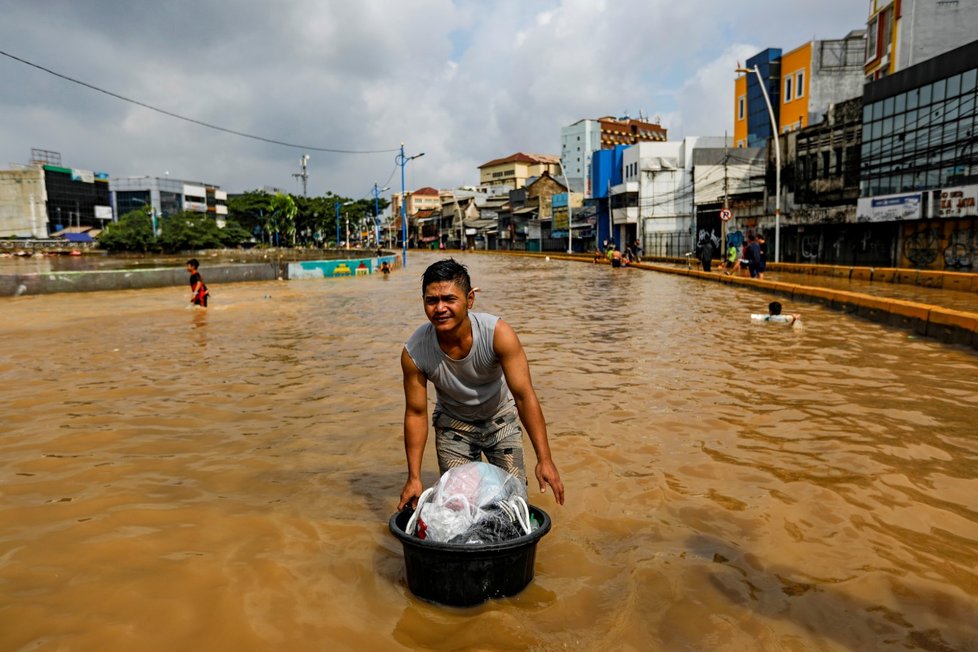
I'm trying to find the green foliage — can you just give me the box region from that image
[157,211,226,252]
[227,190,272,241]
[97,209,156,252]
[227,188,389,247]
[219,219,254,247]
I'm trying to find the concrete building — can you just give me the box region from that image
[858,38,978,269]
[865,0,978,81]
[477,153,560,191]
[692,146,766,256]
[0,166,48,238]
[390,186,440,225]
[735,31,865,146]
[612,137,729,256]
[1,157,113,240]
[561,116,667,197]
[110,176,228,223]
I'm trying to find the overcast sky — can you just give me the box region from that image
[0,0,868,200]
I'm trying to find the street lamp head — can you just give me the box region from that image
[735,67,752,74]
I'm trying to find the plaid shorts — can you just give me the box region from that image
[433,409,526,481]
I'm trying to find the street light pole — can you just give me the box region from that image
[372,182,390,248]
[396,143,425,268]
[738,65,781,262]
[335,199,354,248]
[556,161,573,254]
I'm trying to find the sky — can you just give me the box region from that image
[0,0,869,201]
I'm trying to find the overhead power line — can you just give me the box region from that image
[0,48,400,155]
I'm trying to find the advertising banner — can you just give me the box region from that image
[856,192,921,223]
[71,169,94,183]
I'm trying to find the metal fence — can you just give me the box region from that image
[642,232,693,258]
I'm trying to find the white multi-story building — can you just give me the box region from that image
[560,119,602,196]
[611,137,730,254]
[110,176,228,223]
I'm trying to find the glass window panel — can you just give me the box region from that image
[895,93,906,113]
[919,84,932,106]
[947,73,961,98]
[863,104,873,122]
[872,121,883,140]
[926,169,940,187]
[883,116,894,134]
[905,109,918,128]
[883,96,895,117]
[932,78,946,102]
[908,89,919,109]
[962,69,977,93]
[862,123,872,141]
[945,97,959,121]
[872,101,883,121]
[893,113,906,131]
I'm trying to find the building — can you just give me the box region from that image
[858,38,978,269]
[0,166,48,238]
[612,137,728,257]
[477,153,560,191]
[1,150,113,240]
[865,0,978,81]
[735,31,864,147]
[735,48,782,148]
[692,146,766,257]
[561,116,667,196]
[390,186,440,225]
[110,176,228,223]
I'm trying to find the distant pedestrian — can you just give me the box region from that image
[611,245,623,268]
[186,258,209,308]
[757,234,767,279]
[697,238,714,272]
[746,234,762,278]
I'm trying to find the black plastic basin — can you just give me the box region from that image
[389,504,552,607]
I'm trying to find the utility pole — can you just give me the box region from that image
[722,136,729,259]
[293,154,310,197]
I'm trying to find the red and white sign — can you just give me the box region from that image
[720,208,733,222]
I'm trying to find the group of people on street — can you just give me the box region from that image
[593,239,642,268]
[698,233,767,278]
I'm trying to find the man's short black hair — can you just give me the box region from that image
[186,258,199,269]
[422,258,471,295]
[769,301,782,315]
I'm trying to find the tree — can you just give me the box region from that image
[157,211,225,252]
[97,209,156,252]
[227,190,273,244]
[269,193,298,246]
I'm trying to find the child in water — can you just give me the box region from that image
[751,301,800,325]
[186,258,209,307]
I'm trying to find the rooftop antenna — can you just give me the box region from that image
[292,154,310,197]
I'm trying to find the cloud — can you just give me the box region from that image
[0,0,868,196]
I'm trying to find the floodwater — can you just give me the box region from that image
[2,252,977,651]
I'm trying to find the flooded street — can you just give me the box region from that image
[2,251,977,651]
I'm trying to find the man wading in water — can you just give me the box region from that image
[397,259,565,510]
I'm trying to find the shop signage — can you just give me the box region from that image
[938,185,978,218]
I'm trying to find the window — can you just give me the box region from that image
[784,76,793,102]
[796,71,805,98]
[738,95,745,121]
[866,15,878,62]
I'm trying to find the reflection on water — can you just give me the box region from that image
[2,252,977,651]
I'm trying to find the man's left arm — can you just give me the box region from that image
[494,319,565,505]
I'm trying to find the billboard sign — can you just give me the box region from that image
[856,192,921,223]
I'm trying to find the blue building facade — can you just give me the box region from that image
[745,49,782,148]
[590,146,628,248]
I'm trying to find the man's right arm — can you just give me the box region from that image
[398,347,429,510]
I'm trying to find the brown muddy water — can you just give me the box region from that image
[2,251,977,651]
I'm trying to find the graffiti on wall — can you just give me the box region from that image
[901,219,978,269]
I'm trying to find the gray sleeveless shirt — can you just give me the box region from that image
[404,312,515,422]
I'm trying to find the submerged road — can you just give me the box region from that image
[1,251,977,650]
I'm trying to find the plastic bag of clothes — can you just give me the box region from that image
[408,462,532,545]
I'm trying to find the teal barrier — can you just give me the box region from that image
[287,255,398,280]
